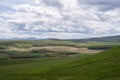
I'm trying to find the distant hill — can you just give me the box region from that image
[0,37,38,40]
[70,35,120,43]
[0,35,120,43]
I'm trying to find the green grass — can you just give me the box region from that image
[0,40,119,49]
[0,53,8,59]
[0,46,120,80]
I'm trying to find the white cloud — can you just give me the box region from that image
[104,8,120,22]
[0,0,120,39]
[35,0,41,5]
[59,0,79,10]
[83,20,114,34]
[12,4,62,18]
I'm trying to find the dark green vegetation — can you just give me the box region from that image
[0,39,119,59]
[0,46,119,80]
[70,35,120,43]
[0,40,79,59]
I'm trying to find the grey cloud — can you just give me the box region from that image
[79,0,120,11]
[42,0,63,8]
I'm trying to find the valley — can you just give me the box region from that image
[0,36,120,80]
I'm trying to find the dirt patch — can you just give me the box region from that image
[30,46,103,54]
[8,46,104,54]
[9,47,28,51]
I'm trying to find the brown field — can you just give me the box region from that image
[9,46,103,54]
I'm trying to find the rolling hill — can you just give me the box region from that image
[70,35,120,43]
[1,35,120,43]
[0,46,119,80]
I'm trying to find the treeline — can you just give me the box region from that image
[88,46,113,50]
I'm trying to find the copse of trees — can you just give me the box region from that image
[32,49,51,53]
[0,46,8,49]
[88,46,113,50]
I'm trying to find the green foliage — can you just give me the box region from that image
[32,40,83,48]
[0,53,8,59]
[0,46,7,49]
[12,43,32,48]
[87,45,113,50]
[32,49,51,53]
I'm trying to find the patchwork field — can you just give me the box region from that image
[9,46,103,54]
[1,40,114,59]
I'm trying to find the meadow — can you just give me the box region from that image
[0,46,119,80]
[0,39,119,80]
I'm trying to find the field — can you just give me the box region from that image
[0,46,120,80]
[0,40,115,59]
[0,39,119,80]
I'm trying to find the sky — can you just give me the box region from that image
[0,0,120,39]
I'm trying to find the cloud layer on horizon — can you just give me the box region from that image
[0,0,120,39]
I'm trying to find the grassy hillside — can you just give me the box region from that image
[0,46,119,80]
[70,35,120,43]
[0,39,119,49]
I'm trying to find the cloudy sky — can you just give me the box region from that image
[0,0,120,39]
